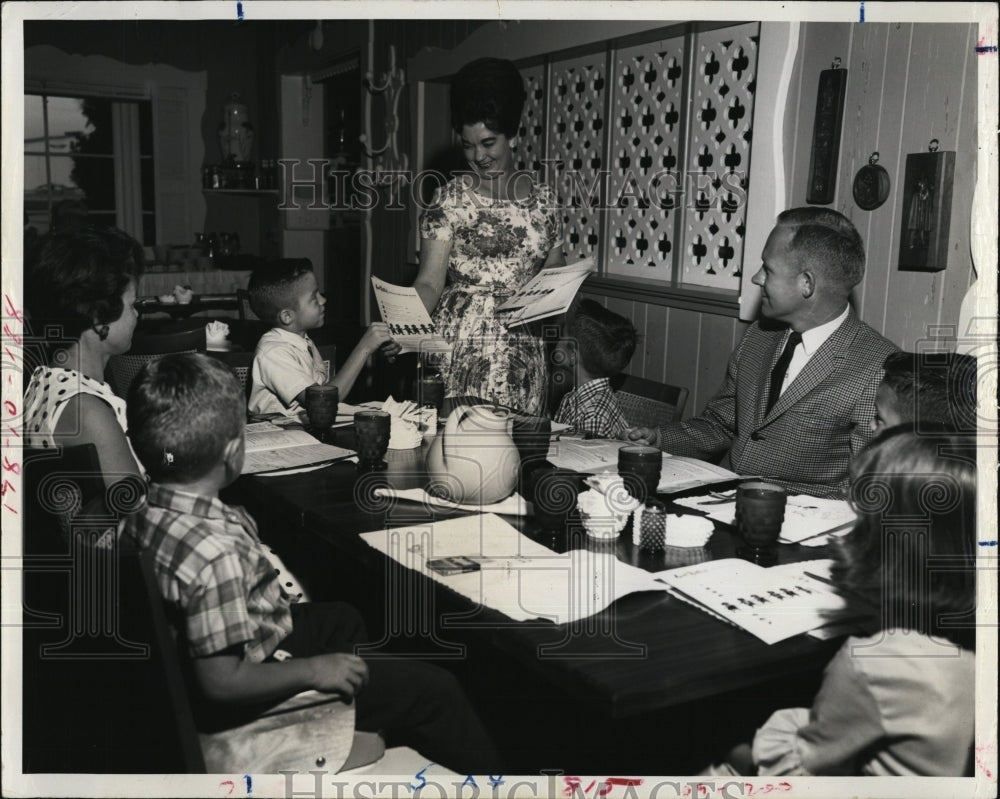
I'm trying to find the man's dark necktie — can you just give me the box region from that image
[765,331,802,415]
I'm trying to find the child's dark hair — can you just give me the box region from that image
[450,58,526,138]
[25,226,144,340]
[881,351,978,433]
[569,299,637,378]
[246,258,314,325]
[834,426,977,649]
[127,353,245,484]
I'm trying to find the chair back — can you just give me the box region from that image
[236,288,259,321]
[205,349,256,401]
[612,374,689,427]
[21,447,206,772]
[129,326,207,355]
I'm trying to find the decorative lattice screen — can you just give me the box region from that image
[546,52,607,263]
[528,22,759,290]
[680,23,759,289]
[515,63,547,174]
[605,34,686,282]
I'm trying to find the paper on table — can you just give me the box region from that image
[374,487,530,516]
[654,558,850,645]
[242,422,355,474]
[496,258,595,328]
[673,494,857,543]
[546,438,739,492]
[359,513,669,624]
[370,277,452,354]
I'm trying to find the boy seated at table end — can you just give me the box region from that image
[872,350,977,435]
[246,259,401,416]
[124,353,501,774]
[554,299,637,438]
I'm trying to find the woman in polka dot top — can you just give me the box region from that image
[24,227,145,487]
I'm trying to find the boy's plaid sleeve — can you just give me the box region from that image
[183,555,256,658]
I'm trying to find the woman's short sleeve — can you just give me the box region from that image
[419,184,454,241]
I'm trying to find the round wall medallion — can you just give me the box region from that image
[853,152,890,210]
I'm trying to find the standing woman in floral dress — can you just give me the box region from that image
[414,57,564,416]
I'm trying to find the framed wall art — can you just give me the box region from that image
[897,145,955,272]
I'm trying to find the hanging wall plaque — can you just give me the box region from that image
[806,62,848,204]
[853,152,891,210]
[898,144,955,272]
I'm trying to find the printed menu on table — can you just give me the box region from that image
[242,422,355,474]
[654,558,859,645]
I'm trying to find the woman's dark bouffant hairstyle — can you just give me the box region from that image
[127,353,245,484]
[833,425,977,649]
[25,226,144,341]
[450,58,527,138]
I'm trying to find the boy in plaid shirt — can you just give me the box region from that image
[554,299,637,438]
[124,353,499,773]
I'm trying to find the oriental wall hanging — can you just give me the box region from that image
[898,140,955,272]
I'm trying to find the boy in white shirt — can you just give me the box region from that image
[247,259,399,416]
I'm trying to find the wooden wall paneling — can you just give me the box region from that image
[640,304,670,383]
[882,23,973,350]
[696,314,735,417]
[934,23,977,336]
[666,307,702,418]
[844,23,902,334]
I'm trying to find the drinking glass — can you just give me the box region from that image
[617,445,662,502]
[304,385,338,443]
[735,481,787,565]
[354,410,391,472]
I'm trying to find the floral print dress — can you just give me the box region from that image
[419,177,563,415]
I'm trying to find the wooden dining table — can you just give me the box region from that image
[223,413,848,773]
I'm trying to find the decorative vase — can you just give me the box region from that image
[425,405,520,505]
[218,93,255,163]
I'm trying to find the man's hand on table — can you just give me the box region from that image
[625,426,661,448]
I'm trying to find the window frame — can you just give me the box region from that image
[24,87,155,244]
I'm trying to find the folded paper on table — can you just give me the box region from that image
[360,513,669,624]
[495,258,595,327]
[374,487,529,516]
[242,422,355,474]
[547,438,739,492]
[654,558,856,645]
[674,494,857,543]
[371,277,452,354]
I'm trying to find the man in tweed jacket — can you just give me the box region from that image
[628,208,897,498]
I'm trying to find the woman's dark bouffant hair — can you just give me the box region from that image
[833,425,977,649]
[450,58,527,138]
[25,226,144,341]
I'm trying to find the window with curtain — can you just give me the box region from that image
[513,22,759,299]
[24,93,156,244]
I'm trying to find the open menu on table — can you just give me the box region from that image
[242,422,355,474]
[654,558,860,645]
[546,437,739,493]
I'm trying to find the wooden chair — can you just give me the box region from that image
[236,288,258,321]
[107,326,207,398]
[205,349,256,400]
[611,374,689,427]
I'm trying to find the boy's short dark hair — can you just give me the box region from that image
[127,353,245,483]
[569,299,637,378]
[246,258,314,325]
[881,351,978,433]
